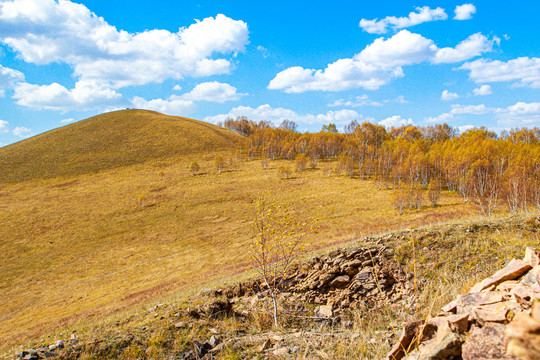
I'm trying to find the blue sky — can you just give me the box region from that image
[0,0,539,146]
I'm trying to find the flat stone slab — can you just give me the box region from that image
[428,313,470,334]
[469,259,532,293]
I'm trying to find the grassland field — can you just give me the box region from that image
[0,152,481,351]
[1,110,522,355]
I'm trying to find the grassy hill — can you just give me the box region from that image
[0,109,243,183]
[0,110,487,354]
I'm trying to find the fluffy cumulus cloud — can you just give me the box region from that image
[454,4,476,20]
[0,0,249,111]
[182,81,246,103]
[441,90,459,101]
[433,33,498,64]
[378,115,413,128]
[498,102,540,127]
[473,85,492,96]
[269,30,496,93]
[204,104,373,127]
[13,80,126,112]
[0,65,24,96]
[12,126,32,138]
[131,81,244,115]
[132,95,196,116]
[426,103,491,123]
[328,95,382,107]
[359,6,447,34]
[427,102,540,128]
[460,57,540,88]
[0,1,248,87]
[450,104,491,115]
[0,119,9,132]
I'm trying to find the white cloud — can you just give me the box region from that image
[328,95,382,107]
[0,65,25,96]
[0,119,8,132]
[457,124,475,133]
[269,30,495,93]
[434,33,498,64]
[0,0,248,89]
[473,84,492,96]
[378,115,413,128]
[460,57,540,88]
[426,112,455,123]
[13,80,125,112]
[204,104,373,127]
[131,95,195,115]
[60,118,75,123]
[172,85,182,91]
[359,6,447,34]
[441,90,459,101]
[358,30,438,67]
[131,81,244,114]
[12,126,32,138]
[396,95,409,104]
[497,102,540,127]
[182,81,246,103]
[426,101,540,128]
[257,45,270,58]
[426,103,491,122]
[454,4,476,20]
[450,104,491,115]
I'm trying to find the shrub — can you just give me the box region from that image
[277,165,291,180]
[188,161,200,175]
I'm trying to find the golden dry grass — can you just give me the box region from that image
[0,158,478,351]
[0,109,242,183]
[0,110,482,353]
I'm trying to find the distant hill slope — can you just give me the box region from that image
[0,109,243,183]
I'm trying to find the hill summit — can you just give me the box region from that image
[0,109,242,183]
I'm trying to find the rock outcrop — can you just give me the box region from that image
[386,247,540,360]
[216,244,415,321]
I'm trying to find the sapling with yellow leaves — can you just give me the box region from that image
[249,196,316,327]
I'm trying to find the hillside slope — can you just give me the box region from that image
[0,109,243,183]
[8,216,538,359]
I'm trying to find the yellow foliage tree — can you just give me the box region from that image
[188,161,200,176]
[249,196,315,327]
[215,155,225,173]
[277,165,291,180]
[294,153,308,172]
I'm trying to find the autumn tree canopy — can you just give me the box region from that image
[222,116,540,215]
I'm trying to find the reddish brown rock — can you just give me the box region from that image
[317,305,333,318]
[427,314,470,334]
[462,323,517,360]
[506,303,540,360]
[469,259,532,293]
[329,275,350,288]
[384,321,436,360]
[520,265,540,286]
[384,321,422,360]
[471,301,517,324]
[523,247,540,267]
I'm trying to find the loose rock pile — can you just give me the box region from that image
[216,244,416,321]
[386,247,540,360]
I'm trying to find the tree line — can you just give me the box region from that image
[221,116,540,216]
